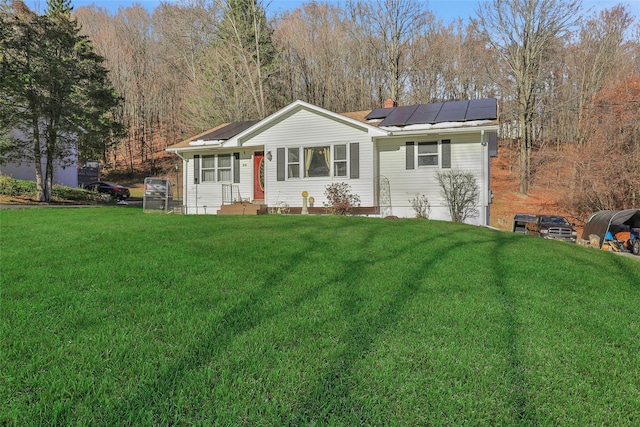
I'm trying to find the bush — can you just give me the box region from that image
[436,169,479,223]
[324,182,360,215]
[0,176,102,202]
[0,176,36,196]
[409,194,430,219]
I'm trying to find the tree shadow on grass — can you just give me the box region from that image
[102,219,506,425]
[98,219,434,422]
[285,226,494,425]
[489,231,533,425]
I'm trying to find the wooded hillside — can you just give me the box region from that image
[71,0,639,219]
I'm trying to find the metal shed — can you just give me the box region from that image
[581,209,640,248]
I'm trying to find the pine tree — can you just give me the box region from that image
[0,0,122,201]
[46,0,73,16]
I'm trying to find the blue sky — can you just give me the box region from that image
[24,0,640,26]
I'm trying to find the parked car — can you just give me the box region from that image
[144,177,171,197]
[84,181,130,200]
[525,215,577,242]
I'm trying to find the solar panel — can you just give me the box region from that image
[368,98,497,127]
[380,105,419,126]
[406,103,443,124]
[200,120,259,141]
[465,98,497,121]
[434,100,469,122]
[471,98,496,109]
[365,108,394,120]
[465,106,497,121]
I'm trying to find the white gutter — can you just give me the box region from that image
[188,140,223,147]
[383,122,498,137]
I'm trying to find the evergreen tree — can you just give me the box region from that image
[46,0,72,16]
[0,0,122,201]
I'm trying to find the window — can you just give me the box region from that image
[277,143,359,180]
[417,142,438,166]
[217,154,232,182]
[198,154,233,183]
[288,148,300,178]
[304,147,330,177]
[334,144,347,177]
[201,155,216,182]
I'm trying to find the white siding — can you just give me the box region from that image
[244,109,375,209]
[174,102,494,223]
[181,150,254,214]
[377,132,488,224]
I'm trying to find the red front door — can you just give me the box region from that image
[254,152,265,200]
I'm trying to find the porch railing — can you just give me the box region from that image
[222,184,242,205]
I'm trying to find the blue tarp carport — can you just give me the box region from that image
[581,209,640,248]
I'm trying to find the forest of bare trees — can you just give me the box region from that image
[69,0,639,217]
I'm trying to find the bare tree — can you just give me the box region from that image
[274,2,372,112]
[437,169,480,223]
[347,0,432,104]
[474,0,580,194]
[571,5,633,142]
[562,77,640,215]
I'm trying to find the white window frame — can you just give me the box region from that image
[217,154,232,182]
[417,141,439,167]
[201,155,216,182]
[200,154,233,183]
[281,143,353,180]
[303,146,331,178]
[333,144,348,177]
[287,147,300,179]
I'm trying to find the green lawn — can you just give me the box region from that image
[1,208,639,426]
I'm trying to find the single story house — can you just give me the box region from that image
[166,98,498,224]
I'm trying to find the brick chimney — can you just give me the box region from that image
[383,98,397,108]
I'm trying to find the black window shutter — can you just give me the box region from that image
[406,142,414,170]
[441,140,451,168]
[193,155,200,184]
[233,153,240,183]
[277,148,285,181]
[487,131,498,157]
[350,143,359,179]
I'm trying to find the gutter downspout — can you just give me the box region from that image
[173,151,189,214]
[481,129,489,226]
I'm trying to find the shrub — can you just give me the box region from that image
[409,194,430,219]
[0,176,36,196]
[436,169,479,223]
[0,176,102,202]
[52,185,103,202]
[324,182,360,215]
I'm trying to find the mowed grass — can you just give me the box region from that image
[1,208,639,426]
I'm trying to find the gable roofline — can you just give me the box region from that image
[233,100,387,145]
[166,100,387,153]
